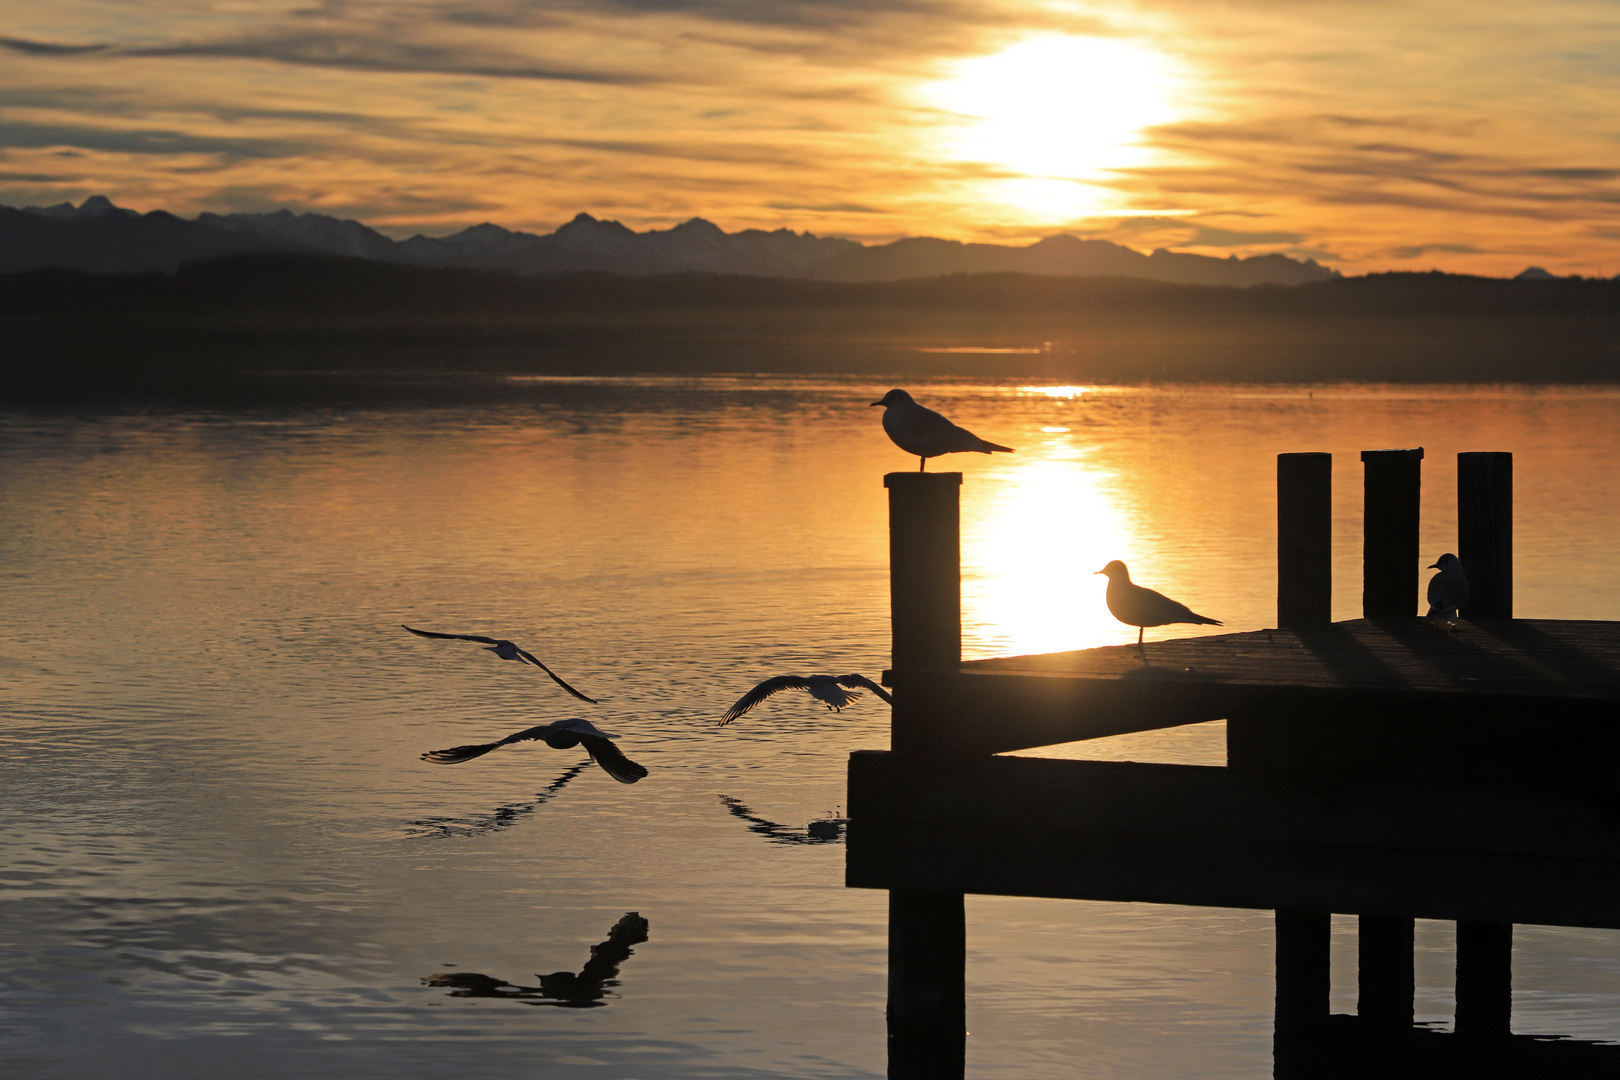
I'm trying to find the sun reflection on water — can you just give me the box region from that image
[963,438,1133,659]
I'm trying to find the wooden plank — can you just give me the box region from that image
[848,752,1620,862]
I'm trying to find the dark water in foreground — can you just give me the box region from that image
[3,377,1620,1078]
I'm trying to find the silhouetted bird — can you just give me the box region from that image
[401,624,597,703]
[870,388,1014,471]
[720,674,894,725]
[422,717,648,784]
[1426,552,1470,622]
[1096,560,1222,646]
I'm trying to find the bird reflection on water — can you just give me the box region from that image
[719,795,846,845]
[406,760,590,838]
[423,912,649,1008]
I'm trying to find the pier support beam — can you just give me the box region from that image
[1358,915,1415,1030]
[1458,453,1513,619]
[1455,921,1513,1038]
[1278,453,1333,628]
[887,889,966,1080]
[1274,910,1331,1079]
[1362,449,1424,618]
[884,472,962,675]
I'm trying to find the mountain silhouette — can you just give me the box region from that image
[2,196,1337,285]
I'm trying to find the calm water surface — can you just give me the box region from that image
[3,377,1620,1078]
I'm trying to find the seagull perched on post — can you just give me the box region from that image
[421,717,648,784]
[720,674,894,725]
[870,388,1014,471]
[1096,560,1222,647]
[1426,553,1469,623]
[401,625,597,704]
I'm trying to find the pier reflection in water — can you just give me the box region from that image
[423,912,648,1008]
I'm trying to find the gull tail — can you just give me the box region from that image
[977,439,1015,454]
[422,741,503,764]
[1187,613,1222,627]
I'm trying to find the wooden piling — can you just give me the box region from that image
[1455,921,1512,1038]
[1362,449,1424,618]
[885,472,962,672]
[1458,453,1513,619]
[1358,915,1415,1029]
[1278,453,1333,627]
[1276,910,1332,1023]
[887,889,966,1080]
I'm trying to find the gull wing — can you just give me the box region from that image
[837,674,894,707]
[402,624,502,646]
[513,647,599,704]
[421,723,556,764]
[720,675,815,725]
[581,735,649,784]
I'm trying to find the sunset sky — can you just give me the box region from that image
[3,0,1619,276]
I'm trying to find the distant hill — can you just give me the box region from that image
[1,195,1338,286]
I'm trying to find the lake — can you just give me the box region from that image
[3,377,1620,1078]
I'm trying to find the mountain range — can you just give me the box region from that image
[0,195,1340,286]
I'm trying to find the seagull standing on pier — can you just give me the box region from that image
[1426,553,1470,623]
[421,717,648,784]
[401,625,598,703]
[870,389,1014,471]
[720,674,894,725]
[1096,560,1222,646]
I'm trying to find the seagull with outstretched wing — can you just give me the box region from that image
[720,674,894,725]
[421,717,648,784]
[401,624,598,704]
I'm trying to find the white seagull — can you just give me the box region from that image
[1096,560,1222,646]
[421,717,648,784]
[720,674,895,725]
[401,624,598,704]
[1426,552,1469,622]
[870,388,1014,471]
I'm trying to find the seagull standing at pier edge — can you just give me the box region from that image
[870,389,1014,471]
[1096,560,1222,646]
[1426,553,1469,623]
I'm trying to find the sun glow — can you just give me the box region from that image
[924,34,1186,220]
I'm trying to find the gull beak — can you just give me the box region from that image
[1427,562,1439,569]
[1094,569,1104,575]
[869,400,883,407]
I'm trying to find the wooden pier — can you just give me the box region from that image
[848,452,1620,1079]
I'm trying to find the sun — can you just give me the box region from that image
[922,34,1186,219]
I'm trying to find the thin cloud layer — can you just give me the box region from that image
[1,0,1618,273]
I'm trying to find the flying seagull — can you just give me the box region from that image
[1096,560,1222,646]
[1426,552,1469,622]
[401,624,597,704]
[869,388,1014,471]
[720,674,894,725]
[421,717,648,784]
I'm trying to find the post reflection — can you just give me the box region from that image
[406,760,590,838]
[719,795,846,845]
[422,912,649,1009]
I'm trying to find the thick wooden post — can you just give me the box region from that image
[1278,453,1332,627]
[887,890,966,1080]
[1457,453,1512,619]
[1357,915,1414,1029]
[885,472,962,672]
[1274,911,1331,1078]
[1455,921,1512,1038]
[1362,449,1424,618]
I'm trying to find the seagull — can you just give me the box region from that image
[1096,560,1222,646]
[401,624,597,703]
[1426,552,1469,622]
[869,388,1014,471]
[421,717,648,784]
[720,674,894,725]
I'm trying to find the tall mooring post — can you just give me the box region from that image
[1458,452,1513,619]
[882,471,966,1079]
[1277,453,1333,627]
[1362,448,1424,617]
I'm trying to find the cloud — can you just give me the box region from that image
[0,37,107,56]
[0,120,312,160]
[1387,243,1485,259]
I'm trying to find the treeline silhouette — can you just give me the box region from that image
[3,252,1618,401]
